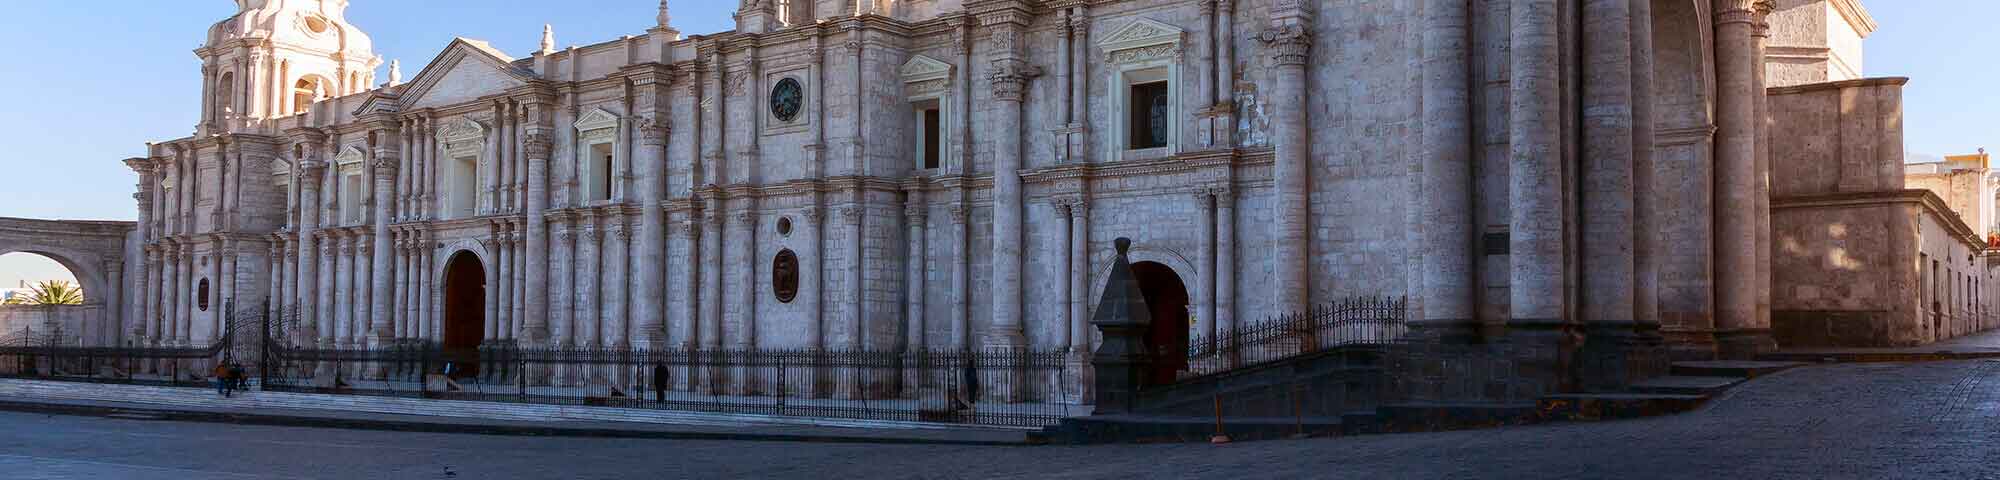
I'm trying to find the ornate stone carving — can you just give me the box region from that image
[839,206,863,224]
[987,61,1042,102]
[801,206,823,225]
[905,204,927,220]
[1257,24,1312,67]
[638,115,670,145]
[733,211,756,226]
[948,204,969,224]
[524,132,554,159]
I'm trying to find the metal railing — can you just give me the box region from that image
[260,342,1079,428]
[1179,296,1406,381]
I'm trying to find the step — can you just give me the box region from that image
[1668,360,1805,379]
[1537,393,1708,421]
[1047,414,1342,444]
[1629,375,1744,395]
[1372,402,1540,433]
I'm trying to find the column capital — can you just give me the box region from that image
[986,60,1042,102]
[638,115,670,146]
[948,203,970,224]
[801,206,824,225]
[905,204,927,220]
[733,211,757,226]
[839,206,864,224]
[1258,24,1312,67]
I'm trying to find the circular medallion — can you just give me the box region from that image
[770,78,803,122]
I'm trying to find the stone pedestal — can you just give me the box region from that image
[1090,238,1153,414]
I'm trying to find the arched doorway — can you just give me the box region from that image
[1131,261,1190,385]
[442,251,485,378]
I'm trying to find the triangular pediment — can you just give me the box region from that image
[900,55,953,83]
[438,117,487,142]
[400,38,539,110]
[350,89,402,117]
[573,108,620,132]
[1098,18,1185,53]
[333,146,365,166]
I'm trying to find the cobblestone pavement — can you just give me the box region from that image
[5,360,2000,479]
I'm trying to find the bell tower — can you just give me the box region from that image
[195,0,380,135]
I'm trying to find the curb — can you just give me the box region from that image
[0,399,1044,447]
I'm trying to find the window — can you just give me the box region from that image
[450,154,477,218]
[773,249,799,303]
[439,118,487,219]
[197,279,210,312]
[1128,80,1169,150]
[573,108,621,203]
[342,172,364,224]
[215,72,235,124]
[590,142,614,202]
[293,76,327,115]
[913,99,942,170]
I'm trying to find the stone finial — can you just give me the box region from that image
[540,24,556,55]
[388,60,402,86]
[656,0,672,29]
[1092,238,1150,328]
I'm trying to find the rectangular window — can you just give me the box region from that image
[922,106,941,169]
[1127,80,1169,150]
[342,173,364,224]
[589,143,614,201]
[451,155,477,218]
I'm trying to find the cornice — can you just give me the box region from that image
[1830,0,1878,38]
[1766,76,1908,95]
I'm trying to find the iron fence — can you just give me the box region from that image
[260,342,1079,428]
[1180,296,1406,381]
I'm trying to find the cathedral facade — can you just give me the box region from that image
[100,0,1917,395]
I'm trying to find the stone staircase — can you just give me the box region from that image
[0,378,1024,431]
[1536,360,1806,421]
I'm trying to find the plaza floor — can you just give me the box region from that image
[5,359,2000,478]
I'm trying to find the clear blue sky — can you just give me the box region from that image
[0,1,1992,287]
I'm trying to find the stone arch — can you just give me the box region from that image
[1084,240,1200,327]
[0,217,133,346]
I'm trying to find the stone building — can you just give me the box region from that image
[0,0,1957,398]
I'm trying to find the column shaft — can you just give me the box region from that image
[1509,0,1565,325]
[843,208,863,349]
[635,120,668,347]
[1263,22,1313,316]
[1711,0,1771,357]
[606,225,630,347]
[580,222,603,346]
[905,206,926,352]
[700,208,724,349]
[1582,0,1637,326]
[1195,193,1217,342]
[1420,0,1477,337]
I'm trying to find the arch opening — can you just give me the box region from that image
[442,250,485,378]
[1131,261,1191,385]
[0,252,84,304]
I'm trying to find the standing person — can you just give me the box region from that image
[227,363,247,393]
[652,363,669,404]
[213,363,230,397]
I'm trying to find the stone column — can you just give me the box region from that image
[340,235,358,345]
[125,160,155,342]
[1751,0,1774,352]
[370,147,399,346]
[394,236,408,339]
[949,204,970,349]
[674,214,699,349]
[985,16,1036,350]
[1070,200,1092,353]
[1213,190,1235,344]
[1194,191,1217,343]
[314,237,332,345]
[143,247,160,344]
[551,218,575,345]
[635,116,670,348]
[905,204,926,354]
[606,222,631,348]
[160,243,179,345]
[841,206,864,350]
[494,226,513,342]
[298,156,325,344]
[803,207,825,350]
[732,211,758,351]
[1259,15,1314,316]
[700,202,724,350]
[1631,0,1662,340]
[1712,0,1772,358]
[523,128,552,344]
[179,244,194,344]
[1581,0,1637,332]
[422,236,437,339]
[1420,0,1477,340]
[355,238,373,342]
[1509,0,1565,330]
[580,217,603,346]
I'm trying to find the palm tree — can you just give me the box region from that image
[6,280,83,306]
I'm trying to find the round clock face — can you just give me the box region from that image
[770,78,803,122]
